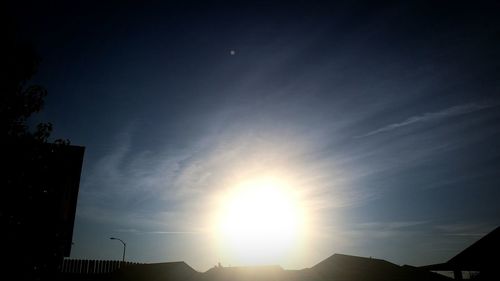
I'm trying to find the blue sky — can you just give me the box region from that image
[9,0,500,271]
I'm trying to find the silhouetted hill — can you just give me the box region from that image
[108,262,199,281]
[311,254,451,281]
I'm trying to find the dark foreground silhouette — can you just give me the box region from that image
[59,254,450,281]
[58,226,499,281]
[1,142,85,281]
[1,24,82,281]
[421,226,500,280]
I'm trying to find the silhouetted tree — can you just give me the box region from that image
[1,28,69,144]
[1,11,82,281]
[1,36,49,138]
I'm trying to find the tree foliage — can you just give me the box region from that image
[1,34,68,144]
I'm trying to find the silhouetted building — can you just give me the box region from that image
[1,142,85,281]
[96,254,450,281]
[312,254,450,281]
[421,226,500,280]
[201,265,288,281]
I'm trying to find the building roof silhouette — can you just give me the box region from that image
[312,254,450,281]
[104,254,450,281]
[421,226,500,280]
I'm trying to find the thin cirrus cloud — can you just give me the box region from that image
[114,229,199,235]
[434,223,494,237]
[76,120,367,237]
[356,100,500,138]
[341,221,430,239]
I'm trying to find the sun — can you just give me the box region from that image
[215,177,305,266]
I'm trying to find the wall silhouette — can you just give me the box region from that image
[1,143,85,281]
[60,259,141,274]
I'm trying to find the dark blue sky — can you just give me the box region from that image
[8,0,500,270]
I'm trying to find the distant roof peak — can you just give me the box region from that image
[330,253,385,262]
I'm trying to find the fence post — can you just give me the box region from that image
[59,258,139,274]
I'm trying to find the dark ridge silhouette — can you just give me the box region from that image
[421,226,500,280]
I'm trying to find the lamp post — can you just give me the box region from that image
[109,237,126,262]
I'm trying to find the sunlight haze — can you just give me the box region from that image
[214,176,308,266]
[8,0,500,272]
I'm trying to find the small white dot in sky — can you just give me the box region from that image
[230,50,236,55]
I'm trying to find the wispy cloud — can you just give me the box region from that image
[434,222,494,237]
[114,229,199,235]
[345,221,429,239]
[357,100,499,138]
[356,221,429,230]
[144,231,199,234]
[77,121,373,238]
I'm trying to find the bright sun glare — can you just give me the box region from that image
[215,177,305,266]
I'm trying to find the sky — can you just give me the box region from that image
[7,0,500,271]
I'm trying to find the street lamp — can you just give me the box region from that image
[109,237,126,262]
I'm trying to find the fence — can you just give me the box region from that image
[60,259,142,274]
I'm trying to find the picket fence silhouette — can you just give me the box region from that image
[60,259,142,274]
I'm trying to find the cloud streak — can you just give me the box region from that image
[114,229,199,235]
[357,100,499,138]
[77,120,374,242]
